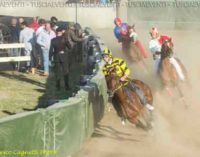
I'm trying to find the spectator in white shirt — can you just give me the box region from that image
[37,22,56,76]
[19,21,34,71]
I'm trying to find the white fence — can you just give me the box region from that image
[0,43,30,63]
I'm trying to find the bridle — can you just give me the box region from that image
[108,78,129,97]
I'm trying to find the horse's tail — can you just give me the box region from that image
[175,57,188,80]
[169,57,185,81]
[160,58,178,86]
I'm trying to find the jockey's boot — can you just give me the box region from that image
[145,103,154,111]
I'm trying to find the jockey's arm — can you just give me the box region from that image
[119,59,130,81]
[120,73,129,82]
[155,51,161,55]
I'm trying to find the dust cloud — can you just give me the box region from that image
[75,27,200,157]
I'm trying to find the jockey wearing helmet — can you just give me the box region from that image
[149,27,185,80]
[113,17,129,42]
[102,48,130,82]
[102,48,154,111]
[149,27,173,73]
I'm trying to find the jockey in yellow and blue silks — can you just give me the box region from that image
[102,48,154,111]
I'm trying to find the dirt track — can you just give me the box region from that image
[75,28,200,157]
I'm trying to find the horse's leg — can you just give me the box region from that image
[160,60,174,97]
[112,96,126,118]
[117,88,142,125]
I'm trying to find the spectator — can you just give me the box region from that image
[66,23,84,49]
[64,23,84,63]
[35,19,46,69]
[18,17,25,28]
[29,16,39,31]
[74,23,84,62]
[49,27,70,90]
[37,22,56,76]
[50,16,58,32]
[9,18,20,56]
[0,30,3,44]
[19,21,34,72]
[35,19,46,37]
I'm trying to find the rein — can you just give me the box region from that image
[111,81,129,94]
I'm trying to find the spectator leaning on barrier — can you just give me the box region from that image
[8,17,20,57]
[74,23,85,62]
[49,27,70,91]
[66,23,84,63]
[37,22,56,76]
[19,21,34,72]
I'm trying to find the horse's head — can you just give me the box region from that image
[128,25,135,33]
[161,40,169,51]
[106,68,121,97]
[161,40,173,58]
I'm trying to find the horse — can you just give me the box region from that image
[106,71,153,130]
[159,40,189,99]
[121,32,143,62]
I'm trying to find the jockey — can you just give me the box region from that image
[149,27,173,73]
[113,17,129,42]
[149,27,162,73]
[102,48,130,82]
[102,48,154,111]
[149,27,184,80]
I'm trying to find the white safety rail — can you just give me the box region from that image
[0,43,30,63]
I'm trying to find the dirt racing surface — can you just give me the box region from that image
[75,28,200,157]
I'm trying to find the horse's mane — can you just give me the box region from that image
[161,41,173,60]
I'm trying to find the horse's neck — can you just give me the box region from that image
[161,50,171,59]
[115,87,129,101]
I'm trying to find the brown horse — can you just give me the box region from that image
[159,40,188,97]
[159,41,188,86]
[121,35,143,62]
[106,73,153,129]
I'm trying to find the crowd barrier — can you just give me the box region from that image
[0,28,108,157]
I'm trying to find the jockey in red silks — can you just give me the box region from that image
[149,27,185,81]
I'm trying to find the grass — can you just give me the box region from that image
[0,62,83,118]
[0,71,47,117]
